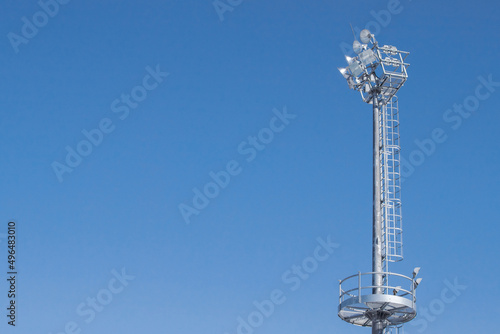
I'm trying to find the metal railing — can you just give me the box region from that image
[339,271,416,308]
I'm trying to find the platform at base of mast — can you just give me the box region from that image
[338,271,417,328]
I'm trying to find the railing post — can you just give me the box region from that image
[411,278,415,309]
[339,280,342,304]
[358,272,362,303]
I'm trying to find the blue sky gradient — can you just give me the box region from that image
[0,0,499,333]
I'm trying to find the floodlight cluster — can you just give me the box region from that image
[338,29,409,105]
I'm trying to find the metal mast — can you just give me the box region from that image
[373,98,383,295]
[337,29,421,334]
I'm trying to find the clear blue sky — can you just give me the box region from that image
[0,0,499,333]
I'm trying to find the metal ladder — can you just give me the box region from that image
[379,96,404,287]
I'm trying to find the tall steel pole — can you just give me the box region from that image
[372,320,385,334]
[337,30,416,334]
[372,98,383,295]
[372,98,385,334]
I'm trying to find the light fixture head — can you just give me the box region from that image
[359,49,378,66]
[353,40,364,54]
[414,277,423,288]
[360,29,372,44]
[347,59,364,77]
[338,67,349,79]
[392,286,401,295]
[413,267,421,278]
